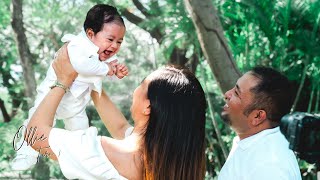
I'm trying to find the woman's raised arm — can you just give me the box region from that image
[26,44,77,160]
[91,90,131,139]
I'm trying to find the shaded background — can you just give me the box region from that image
[0,0,319,179]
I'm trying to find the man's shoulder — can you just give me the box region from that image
[219,131,301,180]
[230,129,297,166]
[249,129,293,157]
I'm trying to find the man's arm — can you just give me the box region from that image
[91,90,131,139]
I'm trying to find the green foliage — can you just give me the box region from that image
[215,0,320,115]
[31,158,50,180]
[157,0,200,61]
[0,0,11,29]
[0,117,21,173]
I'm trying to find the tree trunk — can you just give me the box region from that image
[307,83,315,113]
[200,64,228,161]
[291,62,308,112]
[169,47,188,66]
[0,98,11,122]
[184,0,241,93]
[11,0,36,106]
[0,71,23,119]
[0,55,24,118]
[315,84,319,113]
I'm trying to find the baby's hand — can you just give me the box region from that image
[106,60,118,76]
[115,64,129,79]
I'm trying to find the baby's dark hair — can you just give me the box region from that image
[84,4,125,34]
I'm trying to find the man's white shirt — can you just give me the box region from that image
[218,127,301,180]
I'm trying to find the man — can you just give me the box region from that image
[218,67,301,180]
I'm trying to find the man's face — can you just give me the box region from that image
[221,72,259,134]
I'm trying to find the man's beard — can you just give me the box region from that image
[221,111,232,126]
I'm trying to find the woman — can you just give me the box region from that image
[27,45,206,180]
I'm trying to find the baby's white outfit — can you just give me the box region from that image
[11,30,118,171]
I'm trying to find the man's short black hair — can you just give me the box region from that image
[244,66,294,123]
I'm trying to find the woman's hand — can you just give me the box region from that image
[52,44,78,87]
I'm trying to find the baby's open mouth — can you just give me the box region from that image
[104,50,113,55]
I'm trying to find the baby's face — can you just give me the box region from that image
[89,23,126,61]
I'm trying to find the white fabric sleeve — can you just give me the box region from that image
[67,43,109,76]
[49,127,125,180]
[124,126,134,138]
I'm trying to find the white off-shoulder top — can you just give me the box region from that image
[49,126,134,180]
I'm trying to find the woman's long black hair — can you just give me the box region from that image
[143,66,207,180]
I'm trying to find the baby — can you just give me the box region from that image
[11,4,128,170]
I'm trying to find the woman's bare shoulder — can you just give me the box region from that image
[100,136,143,180]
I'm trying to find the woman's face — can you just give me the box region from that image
[130,76,151,123]
[130,70,163,123]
